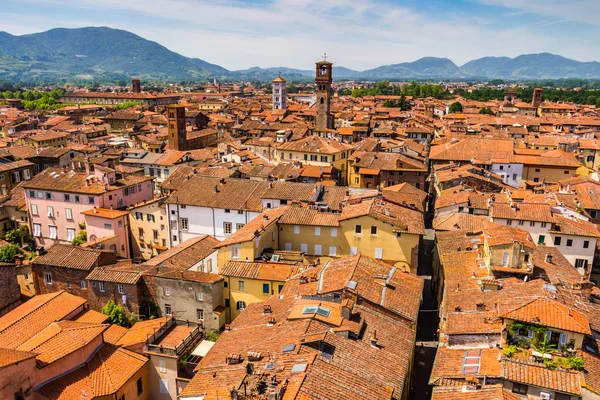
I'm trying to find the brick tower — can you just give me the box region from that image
[315,56,333,130]
[532,88,543,108]
[131,78,141,94]
[167,105,187,151]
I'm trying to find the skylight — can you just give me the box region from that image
[462,350,481,374]
[302,306,331,317]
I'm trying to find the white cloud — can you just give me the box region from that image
[3,0,600,70]
[474,0,600,26]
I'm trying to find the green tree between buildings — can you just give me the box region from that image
[478,107,495,115]
[102,300,130,327]
[449,101,463,113]
[0,244,23,263]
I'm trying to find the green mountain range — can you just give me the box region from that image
[1,27,600,83]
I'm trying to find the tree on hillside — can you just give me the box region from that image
[449,101,463,113]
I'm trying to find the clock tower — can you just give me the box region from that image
[315,56,333,130]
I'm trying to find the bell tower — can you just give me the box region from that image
[167,105,187,151]
[315,55,333,130]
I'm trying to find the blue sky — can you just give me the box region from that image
[1,0,599,70]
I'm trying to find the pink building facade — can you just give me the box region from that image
[23,168,154,252]
[82,209,131,258]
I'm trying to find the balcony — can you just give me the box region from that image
[144,318,202,358]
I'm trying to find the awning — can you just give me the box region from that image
[191,340,215,357]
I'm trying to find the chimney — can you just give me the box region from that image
[214,185,219,193]
[370,330,378,347]
[263,305,272,314]
[93,206,97,214]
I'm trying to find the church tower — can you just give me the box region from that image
[167,105,187,151]
[272,74,287,110]
[315,57,333,130]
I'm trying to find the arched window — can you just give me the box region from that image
[237,301,246,311]
[320,97,324,104]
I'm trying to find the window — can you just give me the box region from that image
[314,227,321,236]
[49,225,57,239]
[300,243,308,253]
[538,235,545,244]
[44,272,52,285]
[65,208,73,220]
[329,246,337,256]
[541,222,547,228]
[554,236,562,246]
[294,225,300,234]
[511,383,527,395]
[236,223,244,231]
[230,244,240,260]
[350,247,358,255]
[158,359,166,374]
[47,206,54,218]
[530,221,535,227]
[81,280,87,289]
[163,287,170,296]
[370,226,378,236]
[117,284,124,294]
[519,220,524,226]
[99,282,105,292]
[314,244,322,255]
[75,196,80,203]
[584,240,590,249]
[236,301,246,311]
[12,171,20,183]
[137,378,143,395]
[33,223,41,237]
[263,283,270,294]
[67,228,75,242]
[524,253,530,263]
[224,209,231,213]
[197,309,204,321]
[355,225,362,234]
[88,197,95,204]
[320,155,328,162]
[238,210,244,215]
[180,218,189,231]
[331,227,337,237]
[502,252,510,266]
[224,222,232,235]
[31,204,38,216]
[535,169,541,172]
[506,219,512,226]
[63,194,71,202]
[165,304,172,316]
[374,248,383,259]
[147,214,155,222]
[135,212,142,220]
[103,223,112,230]
[118,220,123,229]
[566,239,573,247]
[564,170,570,175]
[575,259,588,270]
[462,350,481,374]
[238,280,245,291]
[29,190,35,198]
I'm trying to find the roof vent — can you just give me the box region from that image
[263,305,272,314]
[370,330,379,348]
[226,354,242,364]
